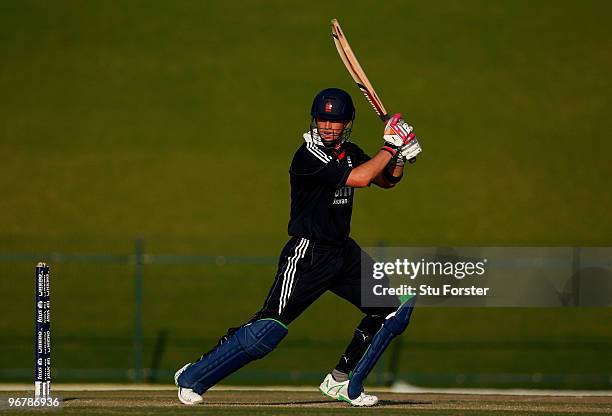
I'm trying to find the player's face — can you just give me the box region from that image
[316,118,347,145]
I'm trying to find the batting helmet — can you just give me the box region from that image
[310,88,355,121]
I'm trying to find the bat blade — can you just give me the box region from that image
[331,18,388,121]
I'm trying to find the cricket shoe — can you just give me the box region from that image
[174,363,203,405]
[319,373,378,407]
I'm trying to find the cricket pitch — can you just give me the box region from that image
[2,386,612,415]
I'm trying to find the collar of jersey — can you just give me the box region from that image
[303,130,353,159]
[303,129,325,147]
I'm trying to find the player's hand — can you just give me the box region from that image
[382,113,415,156]
[383,113,414,146]
[400,135,422,163]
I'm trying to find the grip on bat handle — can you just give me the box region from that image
[381,113,417,164]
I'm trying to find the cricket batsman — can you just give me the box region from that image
[175,88,421,406]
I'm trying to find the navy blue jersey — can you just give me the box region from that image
[288,140,370,244]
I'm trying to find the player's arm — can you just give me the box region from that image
[372,158,404,189]
[346,150,393,188]
[348,113,421,188]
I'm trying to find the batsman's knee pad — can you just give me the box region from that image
[237,318,286,358]
[348,296,416,400]
[382,297,415,335]
[178,318,288,394]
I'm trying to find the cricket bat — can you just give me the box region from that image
[331,18,390,122]
[331,18,417,162]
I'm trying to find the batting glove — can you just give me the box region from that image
[400,136,422,162]
[381,113,415,156]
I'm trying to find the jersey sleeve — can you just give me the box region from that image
[290,144,352,188]
[350,142,371,167]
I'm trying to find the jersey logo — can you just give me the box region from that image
[347,155,353,167]
[333,186,353,205]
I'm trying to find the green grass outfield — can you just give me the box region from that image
[1,0,611,388]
